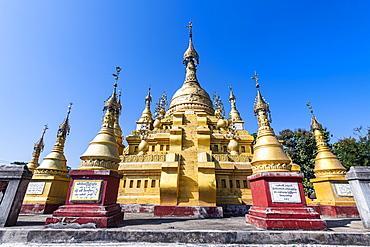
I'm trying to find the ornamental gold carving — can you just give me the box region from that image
[33,169,69,178]
[251,163,292,174]
[80,159,118,170]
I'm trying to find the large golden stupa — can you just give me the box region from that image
[117,22,254,208]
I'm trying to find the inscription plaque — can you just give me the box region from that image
[334,183,353,197]
[70,180,103,202]
[185,111,195,114]
[269,182,301,203]
[26,182,45,195]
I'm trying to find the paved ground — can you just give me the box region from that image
[0,213,368,246]
[11,213,369,232]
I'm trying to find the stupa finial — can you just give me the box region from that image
[307,101,323,131]
[228,85,242,121]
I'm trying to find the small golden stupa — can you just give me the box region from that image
[79,67,122,171]
[117,22,254,210]
[308,102,356,208]
[250,72,291,174]
[26,125,48,173]
[22,103,72,213]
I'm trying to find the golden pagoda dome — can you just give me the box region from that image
[36,103,72,176]
[166,22,214,116]
[308,103,346,177]
[79,68,121,170]
[250,72,291,174]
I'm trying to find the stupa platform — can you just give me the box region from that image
[0,213,368,246]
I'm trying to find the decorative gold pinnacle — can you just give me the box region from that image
[307,102,346,177]
[27,124,48,173]
[79,68,121,170]
[138,85,153,123]
[250,71,290,174]
[228,85,242,121]
[35,103,73,176]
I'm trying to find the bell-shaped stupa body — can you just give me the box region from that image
[251,86,291,174]
[79,74,121,170]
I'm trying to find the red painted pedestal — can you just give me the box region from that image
[308,204,360,218]
[45,170,124,228]
[20,203,61,214]
[245,172,327,230]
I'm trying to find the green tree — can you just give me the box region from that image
[278,128,331,196]
[333,126,370,170]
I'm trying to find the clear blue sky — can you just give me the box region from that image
[1,1,369,168]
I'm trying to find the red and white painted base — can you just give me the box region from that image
[20,203,61,214]
[245,172,327,230]
[45,170,124,228]
[154,205,223,218]
[308,204,360,218]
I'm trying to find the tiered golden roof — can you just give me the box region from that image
[166,22,214,116]
[27,124,48,173]
[79,68,122,170]
[250,72,291,174]
[35,103,72,177]
[308,102,346,177]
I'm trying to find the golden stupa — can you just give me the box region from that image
[308,103,356,207]
[79,68,122,171]
[26,125,48,173]
[250,72,291,174]
[22,103,72,213]
[117,22,254,208]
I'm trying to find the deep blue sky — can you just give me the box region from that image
[1,1,369,168]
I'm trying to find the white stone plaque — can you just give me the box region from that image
[26,182,45,195]
[70,180,103,202]
[334,183,353,197]
[269,182,302,203]
[234,122,244,130]
[185,111,195,114]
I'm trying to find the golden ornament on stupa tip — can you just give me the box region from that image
[27,124,48,173]
[34,103,72,177]
[307,102,346,177]
[114,90,124,155]
[79,67,122,170]
[250,71,291,174]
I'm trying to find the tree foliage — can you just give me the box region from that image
[333,126,370,170]
[11,161,27,165]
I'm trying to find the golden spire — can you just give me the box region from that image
[27,124,48,173]
[79,67,121,170]
[307,102,346,177]
[250,71,291,174]
[138,85,153,122]
[114,89,124,155]
[228,85,242,121]
[167,22,213,115]
[36,103,73,176]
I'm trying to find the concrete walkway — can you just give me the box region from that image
[0,213,368,246]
